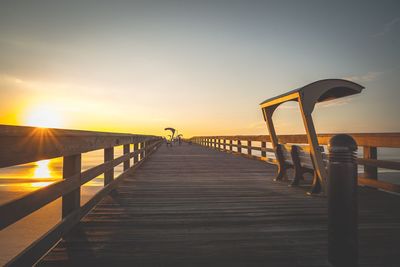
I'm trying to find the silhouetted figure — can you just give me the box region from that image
[177,134,183,146]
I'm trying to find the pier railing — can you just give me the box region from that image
[0,125,162,266]
[190,133,400,193]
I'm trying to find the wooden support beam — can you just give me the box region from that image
[133,143,139,164]
[363,146,377,179]
[140,142,145,160]
[104,147,114,185]
[261,141,267,157]
[123,144,130,171]
[247,140,252,155]
[62,154,81,218]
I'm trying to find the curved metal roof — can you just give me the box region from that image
[259,79,364,113]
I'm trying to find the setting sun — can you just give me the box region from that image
[25,107,63,129]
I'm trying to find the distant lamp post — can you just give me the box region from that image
[165,127,176,147]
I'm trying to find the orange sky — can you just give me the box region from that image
[1,1,399,137]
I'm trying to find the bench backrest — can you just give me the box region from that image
[277,144,325,170]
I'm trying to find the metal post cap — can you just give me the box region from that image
[328,134,357,153]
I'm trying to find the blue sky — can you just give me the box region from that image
[0,0,399,136]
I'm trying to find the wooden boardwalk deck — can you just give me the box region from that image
[40,143,400,266]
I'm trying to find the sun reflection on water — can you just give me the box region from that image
[30,181,54,188]
[29,159,56,188]
[34,159,51,178]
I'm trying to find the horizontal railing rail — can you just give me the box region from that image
[0,125,162,266]
[190,133,400,193]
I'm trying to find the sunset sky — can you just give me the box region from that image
[0,0,399,137]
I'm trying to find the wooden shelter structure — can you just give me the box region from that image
[259,79,364,194]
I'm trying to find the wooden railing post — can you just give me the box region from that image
[247,140,252,155]
[104,147,114,185]
[141,142,145,160]
[123,144,130,171]
[133,143,139,164]
[218,139,221,150]
[62,154,81,218]
[363,146,377,179]
[261,141,267,157]
[223,139,226,150]
[229,140,233,151]
[237,140,242,153]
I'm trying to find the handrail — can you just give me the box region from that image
[0,125,162,266]
[0,125,160,168]
[190,133,400,193]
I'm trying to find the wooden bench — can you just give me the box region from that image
[276,144,324,193]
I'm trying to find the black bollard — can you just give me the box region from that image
[328,134,358,267]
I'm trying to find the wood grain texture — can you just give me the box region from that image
[39,143,400,266]
[0,125,160,168]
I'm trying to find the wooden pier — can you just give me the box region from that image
[1,125,400,266]
[35,143,399,266]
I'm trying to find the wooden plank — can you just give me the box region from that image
[358,176,400,193]
[0,177,78,230]
[356,158,400,171]
[81,162,111,185]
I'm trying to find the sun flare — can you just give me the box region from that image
[25,107,63,128]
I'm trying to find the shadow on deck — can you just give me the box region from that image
[40,143,400,266]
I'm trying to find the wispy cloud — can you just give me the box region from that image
[318,96,354,108]
[343,71,383,83]
[247,121,266,130]
[372,17,400,37]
